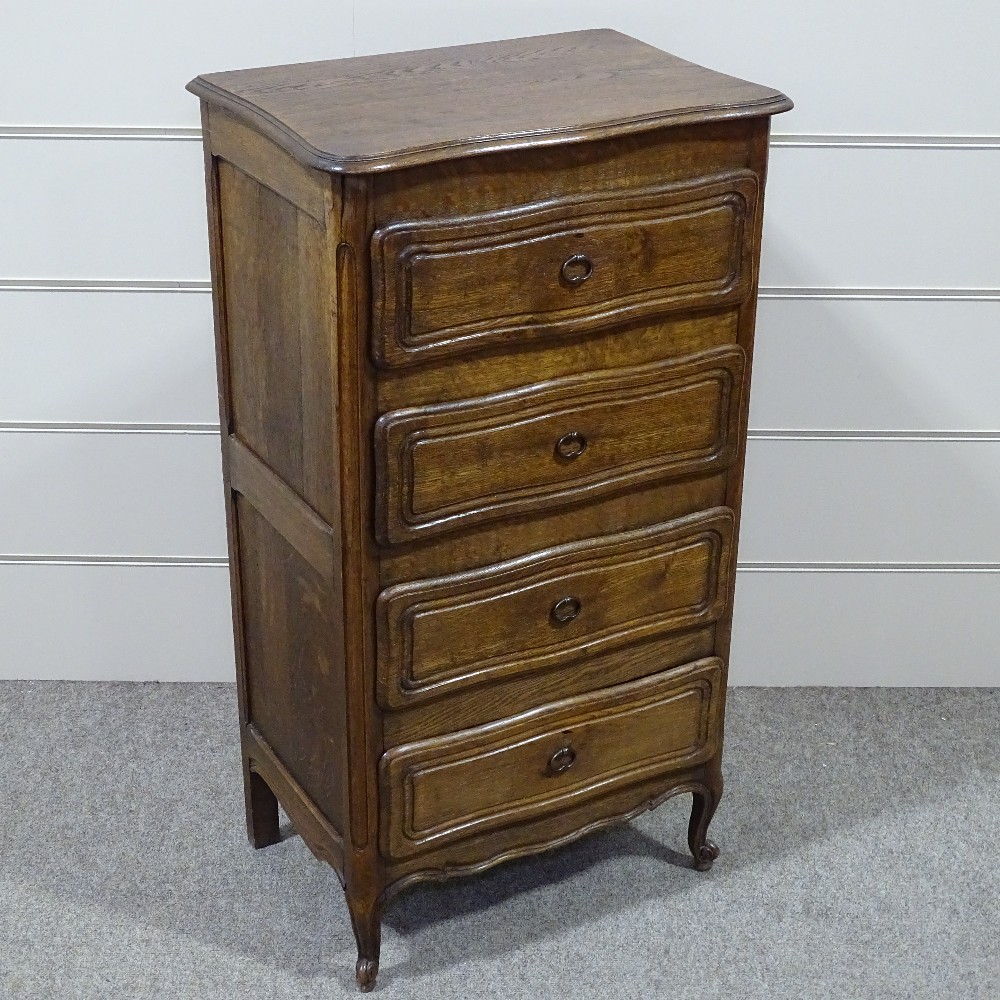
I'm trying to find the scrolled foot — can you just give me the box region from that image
[687,770,722,872]
[356,957,378,992]
[346,887,382,992]
[693,838,720,871]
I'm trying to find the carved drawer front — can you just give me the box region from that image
[371,171,759,368]
[380,657,723,860]
[375,507,734,710]
[375,345,744,545]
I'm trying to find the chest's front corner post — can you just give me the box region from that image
[336,171,388,991]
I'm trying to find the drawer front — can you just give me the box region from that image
[380,657,723,860]
[375,508,734,710]
[375,345,745,545]
[371,171,759,368]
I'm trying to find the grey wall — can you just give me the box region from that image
[2,1,998,683]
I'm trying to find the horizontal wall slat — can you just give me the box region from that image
[0,141,208,280]
[4,140,998,289]
[729,570,1000,686]
[2,561,995,685]
[6,128,999,150]
[740,439,1000,564]
[0,432,226,557]
[4,294,997,434]
[0,564,234,681]
[1,1,353,128]
[0,292,219,425]
[750,299,1000,432]
[353,4,1000,136]
[5,433,1000,564]
[1,293,997,436]
[5,429,995,567]
[761,147,1000,289]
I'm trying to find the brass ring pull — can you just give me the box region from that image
[551,596,582,625]
[547,745,576,775]
[555,431,587,460]
[560,253,593,286]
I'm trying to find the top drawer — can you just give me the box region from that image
[371,170,759,368]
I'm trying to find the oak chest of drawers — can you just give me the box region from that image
[189,30,791,992]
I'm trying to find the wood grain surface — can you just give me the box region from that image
[375,347,745,543]
[187,29,791,172]
[380,658,723,860]
[375,509,734,710]
[193,28,788,991]
[371,172,758,366]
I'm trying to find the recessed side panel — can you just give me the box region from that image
[237,496,346,834]
[216,159,337,522]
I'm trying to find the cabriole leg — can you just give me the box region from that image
[687,763,723,871]
[346,888,382,992]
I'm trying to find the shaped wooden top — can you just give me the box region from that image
[188,29,792,174]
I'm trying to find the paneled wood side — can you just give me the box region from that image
[215,152,338,524]
[237,494,346,831]
[202,106,349,869]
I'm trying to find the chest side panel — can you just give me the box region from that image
[207,109,349,840]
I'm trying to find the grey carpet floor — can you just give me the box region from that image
[0,684,997,1000]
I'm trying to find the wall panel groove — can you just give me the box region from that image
[3,127,999,148]
[5,423,1000,443]
[3,280,999,300]
[0,422,219,434]
[0,555,229,567]
[5,556,1000,573]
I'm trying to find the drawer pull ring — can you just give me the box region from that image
[560,253,593,286]
[547,745,577,775]
[551,595,582,624]
[555,431,587,460]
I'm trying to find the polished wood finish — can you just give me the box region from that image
[380,658,723,860]
[375,347,745,543]
[188,29,791,173]
[375,509,734,711]
[190,29,790,992]
[371,172,758,367]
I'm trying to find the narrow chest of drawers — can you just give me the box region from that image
[189,29,790,992]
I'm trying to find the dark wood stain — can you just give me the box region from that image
[192,29,790,992]
[188,29,791,173]
[374,347,746,544]
[375,509,734,712]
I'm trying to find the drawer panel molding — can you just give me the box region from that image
[371,171,759,367]
[376,508,734,709]
[380,657,724,860]
[375,345,746,544]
